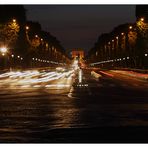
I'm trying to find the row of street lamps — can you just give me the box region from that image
[25,24,68,65]
[0,48,66,69]
[0,18,68,69]
[89,17,147,69]
[108,17,144,50]
[32,58,65,65]
[104,25,136,53]
[1,54,64,69]
[106,17,144,48]
[0,46,65,69]
[90,53,148,66]
[32,57,65,65]
[0,47,23,60]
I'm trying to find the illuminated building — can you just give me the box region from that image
[70,49,85,60]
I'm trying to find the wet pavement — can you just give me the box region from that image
[0,68,148,142]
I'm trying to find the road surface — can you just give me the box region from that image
[0,68,148,142]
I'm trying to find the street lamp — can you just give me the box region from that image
[129,26,132,29]
[13,19,16,23]
[26,26,29,30]
[141,17,144,22]
[0,47,8,54]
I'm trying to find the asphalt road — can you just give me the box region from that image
[0,68,148,143]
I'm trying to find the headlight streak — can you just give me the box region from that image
[0,72,15,78]
[0,69,75,89]
[45,84,71,88]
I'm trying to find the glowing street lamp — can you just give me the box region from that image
[26,26,29,30]
[0,47,8,54]
[13,19,16,23]
[141,17,144,22]
[129,26,132,29]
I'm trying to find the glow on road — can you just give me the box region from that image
[111,70,148,80]
[100,71,114,77]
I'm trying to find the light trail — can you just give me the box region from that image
[0,68,75,89]
[111,70,148,80]
[100,71,114,77]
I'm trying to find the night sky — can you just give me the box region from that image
[24,5,136,52]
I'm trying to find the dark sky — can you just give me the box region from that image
[24,5,136,52]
